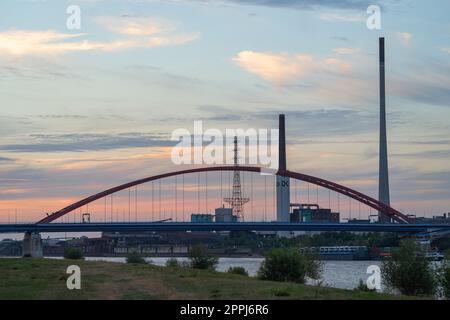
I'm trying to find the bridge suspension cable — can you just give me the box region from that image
[135,186,137,222]
[264,175,267,222]
[175,176,178,221]
[159,179,161,220]
[151,181,154,221]
[307,183,310,203]
[182,174,185,222]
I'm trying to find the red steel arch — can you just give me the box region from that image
[37,166,411,224]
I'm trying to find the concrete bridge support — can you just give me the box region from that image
[23,232,43,257]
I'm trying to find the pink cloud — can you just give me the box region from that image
[232,50,351,85]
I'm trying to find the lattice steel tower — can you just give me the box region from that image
[224,136,249,221]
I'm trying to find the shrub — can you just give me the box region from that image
[439,256,450,299]
[355,279,375,292]
[381,239,436,296]
[126,252,146,264]
[272,289,290,297]
[166,258,180,268]
[188,244,218,270]
[63,247,83,260]
[227,266,248,276]
[258,248,322,284]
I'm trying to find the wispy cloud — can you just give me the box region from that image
[232,50,351,85]
[396,32,413,46]
[323,58,351,73]
[0,16,198,57]
[0,30,136,56]
[390,67,450,107]
[332,47,360,55]
[95,15,199,47]
[232,51,314,84]
[175,0,375,10]
[95,15,174,36]
[332,36,350,42]
[0,133,174,153]
[194,106,389,137]
[319,12,366,22]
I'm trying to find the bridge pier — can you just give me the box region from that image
[23,232,43,258]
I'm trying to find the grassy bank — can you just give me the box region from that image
[0,258,412,300]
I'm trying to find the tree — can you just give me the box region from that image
[355,279,375,292]
[188,244,218,270]
[381,239,436,296]
[258,248,322,284]
[227,266,248,276]
[166,258,180,268]
[438,251,450,299]
[126,252,146,264]
[63,247,83,260]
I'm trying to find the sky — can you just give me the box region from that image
[0,0,449,224]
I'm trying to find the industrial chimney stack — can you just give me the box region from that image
[276,114,290,222]
[378,37,391,223]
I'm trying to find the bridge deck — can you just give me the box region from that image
[1,222,450,233]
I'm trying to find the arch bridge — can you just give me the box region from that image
[37,166,412,224]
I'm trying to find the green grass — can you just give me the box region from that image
[0,258,416,300]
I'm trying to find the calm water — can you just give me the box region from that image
[80,257,382,291]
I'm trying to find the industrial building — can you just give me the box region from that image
[215,207,237,223]
[190,207,238,223]
[191,214,214,223]
[290,204,339,223]
[412,213,450,224]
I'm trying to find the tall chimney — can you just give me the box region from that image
[378,37,391,223]
[276,114,290,222]
[278,114,286,171]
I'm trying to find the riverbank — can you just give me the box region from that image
[0,258,416,300]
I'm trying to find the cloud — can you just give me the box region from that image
[196,105,243,121]
[177,0,375,10]
[332,36,350,42]
[319,12,366,22]
[253,109,382,136]
[332,47,359,55]
[95,16,174,36]
[232,50,351,84]
[0,133,175,153]
[392,149,450,160]
[0,57,84,80]
[0,30,138,56]
[232,51,314,84]
[95,15,199,47]
[323,58,351,73]
[192,106,388,137]
[396,32,412,46]
[0,16,198,57]
[105,64,204,92]
[390,68,450,107]
[29,115,88,120]
[442,48,450,54]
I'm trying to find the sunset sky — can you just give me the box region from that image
[0,0,449,224]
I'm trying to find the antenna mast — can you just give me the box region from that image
[224,136,249,221]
